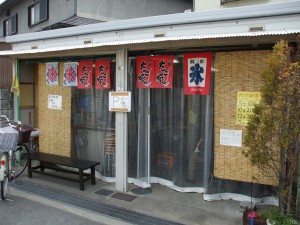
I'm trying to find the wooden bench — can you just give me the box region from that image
[28,152,100,191]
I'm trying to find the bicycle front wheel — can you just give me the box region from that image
[13,144,30,178]
[1,152,9,200]
[1,176,8,200]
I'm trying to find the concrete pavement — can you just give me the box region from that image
[0,191,109,225]
[3,172,243,225]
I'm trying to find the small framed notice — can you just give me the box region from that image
[220,129,242,147]
[109,91,131,112]
[48,95,62,110]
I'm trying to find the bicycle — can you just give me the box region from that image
[0,115,34,200]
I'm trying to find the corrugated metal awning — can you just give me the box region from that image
[0,29,299,58]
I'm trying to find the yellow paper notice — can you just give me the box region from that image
[236,92,261,126]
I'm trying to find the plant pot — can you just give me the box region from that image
[243,210,267,225]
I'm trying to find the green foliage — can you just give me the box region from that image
[243,38,300,215]
[259,209,271,220]
[267,208,297,225]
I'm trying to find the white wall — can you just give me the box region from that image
[1,0,192,36]
[77,0,192,21]
[0,0,75,35]
[195,0,298,11]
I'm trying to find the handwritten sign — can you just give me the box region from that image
[236,92,261,126]
[220,129,242,147]
[48,95,62,110]
[109,92,131,112]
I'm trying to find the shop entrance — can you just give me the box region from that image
[72,60,116,178]
[128,56,213,189]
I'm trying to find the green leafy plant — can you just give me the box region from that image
[243,38,300,217]
[267,208,297,225]
[259,209,270,220]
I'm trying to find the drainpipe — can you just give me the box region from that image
[74,0,77,16]
[115,49,128,192]
[296,152,300,219]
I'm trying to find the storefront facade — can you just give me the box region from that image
[1,1,300,203]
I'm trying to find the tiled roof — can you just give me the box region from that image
[60,16,104,26]
[41,16,103,30]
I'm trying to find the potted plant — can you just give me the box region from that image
[243,38,300,223]
[242,206,268,225]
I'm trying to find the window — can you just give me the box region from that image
[3,14,17,37]
[28,0,48,26]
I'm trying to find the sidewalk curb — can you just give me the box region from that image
[9,186,133,225]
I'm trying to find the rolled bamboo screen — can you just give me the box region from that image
[31,51,276,183]
[213,50,275,185]
[35,63,71,156]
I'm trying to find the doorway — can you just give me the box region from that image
[128,55,214,189]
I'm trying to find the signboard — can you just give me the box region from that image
[184,52,212,95]
[220,129,242,147]
[46,62,59,86]
[236,92,261,126]
[109,92,131,112]
[48,95,62,110]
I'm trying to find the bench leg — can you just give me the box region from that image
[40,162,45,172]
[79,169,84,191]
[91,167,96,185]
[28,158,32,178]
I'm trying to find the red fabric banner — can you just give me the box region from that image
[153,55,174,88]
[184,52,212,95]
[136,56,155,88]
[77,60,93,89]
[95,60,111,89]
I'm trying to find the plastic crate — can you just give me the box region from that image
[14,124,34,145]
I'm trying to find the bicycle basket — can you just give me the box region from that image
[0,126,19,150]
[14,124,34,145]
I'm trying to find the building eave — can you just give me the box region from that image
[0,30,299,59]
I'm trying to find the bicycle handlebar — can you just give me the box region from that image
[0,115,9,122]
[0,115,22,128]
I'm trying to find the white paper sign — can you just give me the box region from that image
[109,91,131,112]
[48,95,62,110]
[220,129,242,147]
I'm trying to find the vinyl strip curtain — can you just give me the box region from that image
[127,56,213,189]
[71,62,116,177]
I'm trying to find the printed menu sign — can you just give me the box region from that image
[236,92,261,126]
[48,95,62,110]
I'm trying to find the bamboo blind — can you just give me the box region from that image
[35,63,71,156]
[213,50,275,185]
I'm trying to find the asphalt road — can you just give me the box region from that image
[0,188,128,225]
